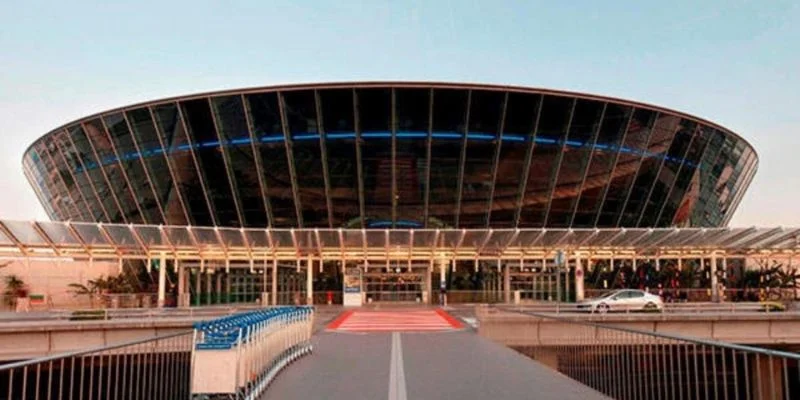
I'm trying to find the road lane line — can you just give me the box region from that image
[388,332,408,400]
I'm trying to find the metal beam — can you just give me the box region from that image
[352,89,366,228]
[567,102,609,227]
[454,90,473,228]
[485,92,509,227]
[313,90,335,228]
[277,91,305,227]
[423,89,434,227]
[207,97,245,227]
[541,98,577,227]
[614,111,661,227]
[121,110,169,224]
[240,93,275,227]
[174,103,219,226]
[512,97,544,226]
[591,107,636,227]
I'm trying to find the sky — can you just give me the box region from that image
[0,1,798,227]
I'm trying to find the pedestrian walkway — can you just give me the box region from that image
[262,327,609,399]
[326,309,463,332]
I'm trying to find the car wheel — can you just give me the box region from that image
[643,302,658,312]
[597,303,610,314]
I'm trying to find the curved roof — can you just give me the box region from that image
[24,81,757,161]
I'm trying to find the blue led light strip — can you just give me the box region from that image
[73,130,698,173]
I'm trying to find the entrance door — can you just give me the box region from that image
[363,272,425,303]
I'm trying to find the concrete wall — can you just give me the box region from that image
[1,259,117,309]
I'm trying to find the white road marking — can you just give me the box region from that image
[388,332,408,400]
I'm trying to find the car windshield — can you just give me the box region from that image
[598,291,621,299]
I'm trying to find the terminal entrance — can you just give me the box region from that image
[363,271,426,303]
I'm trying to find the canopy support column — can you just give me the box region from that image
[306,256,314,305]
[575,256,585,302]
[272,259,278,305]
[503,260,511,304]
[710,254,719,302]
[157,252,167,308]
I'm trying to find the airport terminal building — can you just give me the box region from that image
[18,82,760,306]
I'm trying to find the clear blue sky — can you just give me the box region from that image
[1,1,798,226]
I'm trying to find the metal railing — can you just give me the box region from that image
[506,301,798,315]
[506,307,800,400]
[0,331,193,400]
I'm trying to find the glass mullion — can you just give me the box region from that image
[428,88,469,228]
[126,107,190,225]
[356,88,393,227]
[210,95,270,227]
[686,129,726,227]
[152,102,216,226]
[44,136,95,221]
[319,89,359,228]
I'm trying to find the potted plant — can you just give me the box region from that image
[3,274,29,311]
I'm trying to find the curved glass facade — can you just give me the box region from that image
[22,83,757,229]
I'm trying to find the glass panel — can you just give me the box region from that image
[658,125,713,227]
[491,93,541,227]
[71,223,110,245]
[357,88,393,226]
[511,231,541,247]
[341,230,363,247]
[461,231,488,248]
[597,109,657,226]
[37,141,86,220]
[572,104,633,227]
[640,119,698,226]
[24,146,62,220]
[388,230,410,247]
[366,231,386,248]
[394,89,429,226]
[244,92,298,227]
[102,225,140,247]
[283,90,327,227]
[191,228,220,246]
[83,119,143,224]
[440,230,464,248]
[153,103,214,226]
[127,107,189,225]
[608,229,647,247]
[3,221,47,245]
[569,229,597,246]
[0,225,14,245]
[103,113,161,224]
[218,229,245,247]
[269,230,294,247]
[319,89,360,228]
[688,130,726,226]
[244,230,269,247]
[67,125,122,222]
[211,95,269,227]
[428,89,469,228]
[164,227,194,246]
[547,99,605,227]
[619,113,681,226]
[460,90,504,227]
[180,98,240,226]
[519,95,574,227]
[412,230,436,247]
[317,230,340,248]
[36,222,81,245]
[53,130,105,221]
[294,230,316,251]
[134,226,164,246]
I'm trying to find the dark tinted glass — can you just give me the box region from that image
[572,104,632,226]
[181,98,241,227]
[518,95,573,227]
[619,114,680,226]
[597,109,656,226]
[428,89,468,227]
[283,90,328,227]
[153,102,215,226]
[103,113,161,224]
[657,124,712,226]
[319,89,360,227]
[47,135,97,220]
[459,90,504,227]
[127,107,189,225]
[245,92,298,227]
[68,124,125,222]
[547,99,605,227]
[357,88,393,225]
[639,119,697,226]
[24,147,61,219]
[688,130,725,226]
[211,95,269,227]
[490,92,541,226]
[395,89,430,226]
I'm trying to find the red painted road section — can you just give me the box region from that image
[326,309,463,332]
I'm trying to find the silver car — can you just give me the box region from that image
[577,289,664,313]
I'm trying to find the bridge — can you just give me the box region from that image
[1,304,799,399]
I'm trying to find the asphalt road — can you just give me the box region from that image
[262,329,610,400]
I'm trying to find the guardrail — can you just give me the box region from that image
[504,301,798,315]
[505,307,800,399]
[0,331,193,399]
[191,306,313,399]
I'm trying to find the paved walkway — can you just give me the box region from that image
[263,310,609,400]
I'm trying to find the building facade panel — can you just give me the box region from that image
[23,83,757,229]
